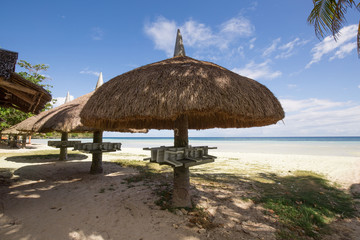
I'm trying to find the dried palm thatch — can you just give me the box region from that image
[1,123,24,135]
[16,91,146,134]
[81,56,284,130]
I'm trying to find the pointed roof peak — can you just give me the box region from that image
[96,72,103,89]
[64,91,71,104]
[173,29,186,57]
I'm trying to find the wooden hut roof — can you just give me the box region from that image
[0,49,52,113]
[16,91,147,134]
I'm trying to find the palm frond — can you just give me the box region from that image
[357,20,360,57]
[308,0,360,57]
[308,0,338,39]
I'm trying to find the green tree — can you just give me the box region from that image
[0,60,55,131]
[307,0,360,56]
[17,60,52,92]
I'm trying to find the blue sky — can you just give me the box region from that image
[1,0,359,137]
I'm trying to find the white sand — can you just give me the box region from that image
[0,143,359,240]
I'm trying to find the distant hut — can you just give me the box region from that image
[1,123,28,148]
[81,30,285,207]
[16,73,146,173]
[0,49,51,114]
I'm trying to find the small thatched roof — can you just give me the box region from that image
[16,85,147,134]
[1,123,25,135]
[16,92,96,133]
[81,57,284,130]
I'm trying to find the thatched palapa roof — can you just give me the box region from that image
[81,39,284,130]
[16,92,96,133]
[1,123,25,135]
[16,74,147,134]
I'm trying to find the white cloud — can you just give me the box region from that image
[232,60,282,80]
[274,98,360,136]
[249,38,256,49]
[358,85,360,89]
[182,20,218,48]
[262,38,281,57]
[262,37,308,59]
[144,17,177,56]
[330,42,357,60]
[276,38,309,59]
[91,27,104,41]
[80,69,100,76]
[52,95,75,108]
[280,98,347,113]
[220,16,254,37]
[306,24,357,68]
[144,15,254,57]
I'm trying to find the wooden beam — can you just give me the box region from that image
[0,85,35,105]
[0,77,38,95]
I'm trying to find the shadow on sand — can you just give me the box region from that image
[5,153,88,163]
[0,161,213,240]
[190,171,357,239]
[0,160,358,240]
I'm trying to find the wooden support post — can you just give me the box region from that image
[21,134,26,148]
[9,134,18,148]
[173,114,192,208]
[90,130,103,174]
[59,132,68,161]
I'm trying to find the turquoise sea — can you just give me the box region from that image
[32,137,360,157]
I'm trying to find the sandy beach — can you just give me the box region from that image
[1,142,359,240]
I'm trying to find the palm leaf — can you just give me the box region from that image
[357,3,360,57]
[308,0,360,57]
[308,0,338,39]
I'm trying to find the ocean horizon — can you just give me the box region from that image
[100,136,360,142]
[32,136,360,157]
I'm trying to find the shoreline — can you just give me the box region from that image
[1,142,359,188]
[30,138,360,157]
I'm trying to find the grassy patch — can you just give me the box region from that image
[3,150,88,163]
[253,171,355,239]
[1,150,61,157]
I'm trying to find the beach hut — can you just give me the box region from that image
[1,123,28,148]
[16,74,146,173]
[0,49,51,113]
[80,30,285,207]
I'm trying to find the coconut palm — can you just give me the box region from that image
[307,0,360,56]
